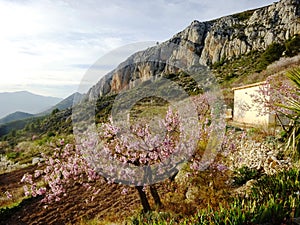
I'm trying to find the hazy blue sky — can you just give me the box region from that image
[0,0,276,98]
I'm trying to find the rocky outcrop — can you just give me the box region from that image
[86,0,300,99]
[0,155,28,173]
[200,0,300,64]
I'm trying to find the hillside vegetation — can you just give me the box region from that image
[0,0,300,223]
[0,52,299,225]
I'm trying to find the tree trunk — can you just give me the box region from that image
[136,186,151,212]
[150,185,162,208]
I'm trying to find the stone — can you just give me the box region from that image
[32,157,43,165]
[185,186,200,202]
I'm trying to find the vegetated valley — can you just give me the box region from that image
[1,0,300,224]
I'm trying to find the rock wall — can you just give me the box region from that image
[200,0,300,64]
[86,0,300,100]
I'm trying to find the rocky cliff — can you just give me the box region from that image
[86,0,300,100]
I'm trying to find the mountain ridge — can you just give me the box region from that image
[37,92,84,116]
[0,92,83,125]
[0,91,62,119]
[86,0,300,101]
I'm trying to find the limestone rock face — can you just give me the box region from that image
[200,0,300,64]
[86,0,300,100]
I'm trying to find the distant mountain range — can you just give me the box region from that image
[0,91,83,124]
[0,91,62,118]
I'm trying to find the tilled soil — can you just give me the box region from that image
[0,166,141,225]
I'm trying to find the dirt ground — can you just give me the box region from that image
[0,166,142,225]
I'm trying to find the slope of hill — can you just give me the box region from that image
[0,112,34,125]
[0,91,62,119]
[0,92,83,137]
[39,92,84,116]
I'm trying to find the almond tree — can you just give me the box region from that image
[21,108,193,212]
[92,107,182,211]
[20,93,224,213]
[249,74,297,129]
[250,70,300,154]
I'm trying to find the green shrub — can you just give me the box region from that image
[285,34,300,57]
[250,169,300,201]
[212,57,226,69]
[5,151,19,160]
[232,10,255,21]
[51,108,60,115]
[233,165,260,186]
[256,42,285,72]
[47,131,56,138]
